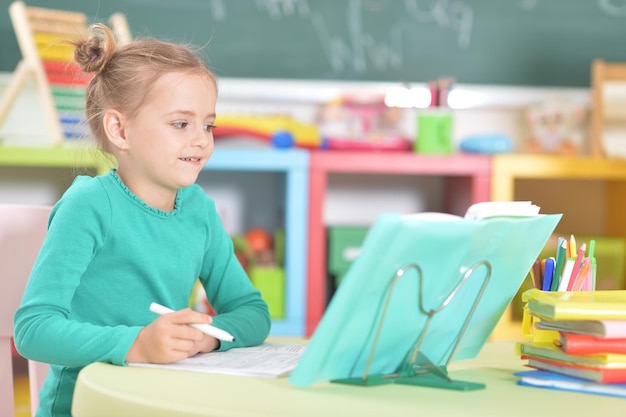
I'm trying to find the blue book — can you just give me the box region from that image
[515,370,626,398]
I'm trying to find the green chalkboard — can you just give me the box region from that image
[1,0,626,87]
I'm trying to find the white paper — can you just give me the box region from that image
[464,201,540,220]
[129,343,306,378]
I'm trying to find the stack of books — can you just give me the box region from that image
[515,289,626,397]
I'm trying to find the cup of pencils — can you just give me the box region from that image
[531,235,596,293]
[523,235,597,342]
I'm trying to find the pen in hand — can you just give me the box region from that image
[149,302,235,342]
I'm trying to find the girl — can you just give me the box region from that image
[14,24,270,417]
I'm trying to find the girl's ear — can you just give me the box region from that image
[103,109,128,151]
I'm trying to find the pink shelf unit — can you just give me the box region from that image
[306,151,492,336]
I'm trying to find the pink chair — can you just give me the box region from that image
[0,204,52,417]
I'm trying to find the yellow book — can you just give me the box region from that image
[516,341,626,368]
[523,289,626,321]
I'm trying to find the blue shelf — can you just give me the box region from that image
[204,148,309,336]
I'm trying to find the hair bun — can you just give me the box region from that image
[73,37,103,73]
[72,24,117,74]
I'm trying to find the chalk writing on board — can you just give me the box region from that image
[519,0,626,17]
[255,0,312,20]
[252,0,475,51]
[208,0,475,74]
[127,0,474,74]
[116,0,626,82]
[404,0,474,49]
[310,1,403,74]
[518,0,540,10]
[210,0,226,21]
[597,0,626,16]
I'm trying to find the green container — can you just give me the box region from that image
[415,111,453,154]
[249,266,285,319]
[327,226,370,286]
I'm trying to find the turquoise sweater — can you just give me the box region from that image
[14,171,271,417]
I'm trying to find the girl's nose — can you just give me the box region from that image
[191,129,212,148]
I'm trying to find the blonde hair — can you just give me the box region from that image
[72,24,217,152]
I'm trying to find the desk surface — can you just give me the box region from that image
[72,341,625,417]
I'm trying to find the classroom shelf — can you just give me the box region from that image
[490,154,626,340]
[305,150,492,336]
[204,147,309,336]
[0,145,309,337]
[8,146,626,341]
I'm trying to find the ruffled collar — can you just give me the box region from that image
[108,169,181,218]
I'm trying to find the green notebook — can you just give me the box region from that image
[289,209,561,387]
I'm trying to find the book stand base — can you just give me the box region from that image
[332,261,491,391]
[333,369,485,390]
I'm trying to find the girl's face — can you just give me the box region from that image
[115,71,217,210]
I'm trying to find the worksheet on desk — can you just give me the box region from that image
[129,343,306,378]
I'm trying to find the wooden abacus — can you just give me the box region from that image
[0,1,131,144]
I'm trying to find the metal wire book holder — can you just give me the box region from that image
[331,260,492,391]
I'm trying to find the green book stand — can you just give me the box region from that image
[332,261,491,391]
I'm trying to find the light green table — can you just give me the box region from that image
[72,342,625,417]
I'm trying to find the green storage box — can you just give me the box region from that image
[327,226,370,286]
[249,266,285,319]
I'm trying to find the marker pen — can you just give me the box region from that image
[149,302,235,342]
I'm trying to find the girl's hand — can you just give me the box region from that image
[126,308,220,363]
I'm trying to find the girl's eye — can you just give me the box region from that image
[173,122,188,129]
[204,124,217,132]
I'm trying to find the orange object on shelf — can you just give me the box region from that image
[245,228,272,253]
